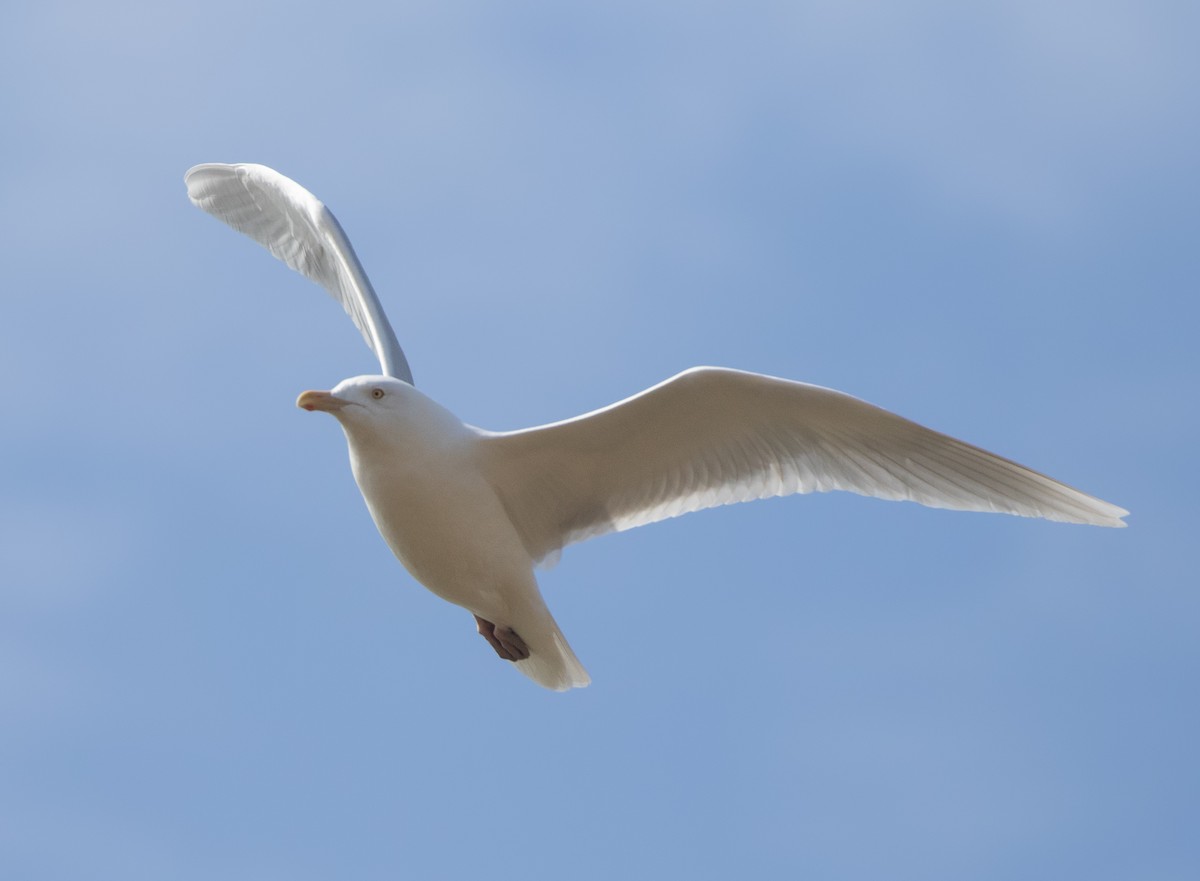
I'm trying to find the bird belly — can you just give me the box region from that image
[351,455,536,619]
[346,437,589,690]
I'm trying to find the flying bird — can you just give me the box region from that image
[185,163,1128,691]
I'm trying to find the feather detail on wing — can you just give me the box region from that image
[184,163,413,384]
[477,367,1128,564]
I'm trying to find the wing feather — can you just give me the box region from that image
[478,367,1127,563]
[184,163,414,384]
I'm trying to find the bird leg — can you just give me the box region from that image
[474,614,530,662]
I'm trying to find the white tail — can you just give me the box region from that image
[514,623,591,691]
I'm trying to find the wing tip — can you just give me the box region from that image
[1057,501,1129,528]
[183,163,246,210]
[183,161,234,187]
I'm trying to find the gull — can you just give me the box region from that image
[185,162,1128,691]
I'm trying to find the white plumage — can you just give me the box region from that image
[185,163,413,384]
[185,163,1127,691]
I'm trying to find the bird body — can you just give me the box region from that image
[187,162,1128,691]
[303,377,589,689]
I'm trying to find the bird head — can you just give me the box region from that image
[296,375,469,449]
[296,375,409,415]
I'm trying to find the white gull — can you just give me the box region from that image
[185,163,1128,691]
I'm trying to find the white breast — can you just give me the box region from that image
[347,430,536,620]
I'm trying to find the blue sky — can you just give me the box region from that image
[2,2,1196,879]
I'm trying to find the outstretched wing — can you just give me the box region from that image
[185,163,413,384]
[478,367,1127,563]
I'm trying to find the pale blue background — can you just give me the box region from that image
[2,2,1196,879]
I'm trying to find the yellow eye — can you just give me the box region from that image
[371,388,385,400]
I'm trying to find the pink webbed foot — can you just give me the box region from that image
[474,614,530,662]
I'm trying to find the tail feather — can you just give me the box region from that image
[515,627,590,691]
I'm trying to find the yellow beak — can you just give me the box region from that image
[296,390,348,412]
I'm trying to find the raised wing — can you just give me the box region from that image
[478,367,1128,563]
[185,163,413,384]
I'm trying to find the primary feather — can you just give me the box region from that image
[185,163,413,384]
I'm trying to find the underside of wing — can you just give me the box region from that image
[478,367,1128,563]
[185,163,413,384]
